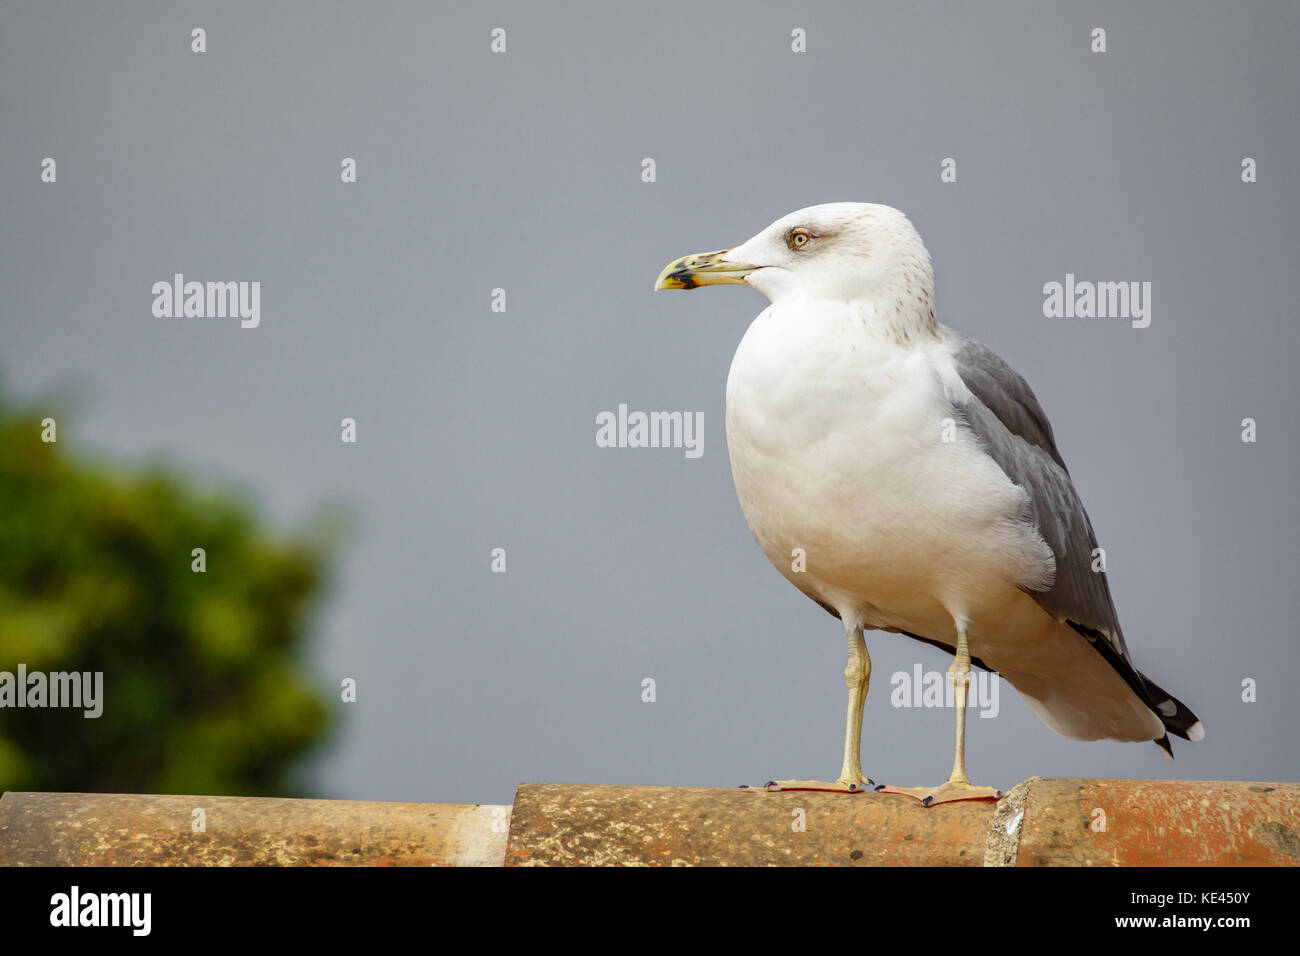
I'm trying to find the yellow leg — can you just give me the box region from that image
[836,626,872,788]
[762,626,873,793]
[876,630,1001,806]
[949,628,973,786]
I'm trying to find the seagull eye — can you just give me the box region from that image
[789,229,813,249]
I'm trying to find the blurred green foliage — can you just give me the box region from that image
[0,386,337,795]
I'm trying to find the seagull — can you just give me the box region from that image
[654,203,1203,805]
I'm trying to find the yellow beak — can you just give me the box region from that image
[653,250,759,291]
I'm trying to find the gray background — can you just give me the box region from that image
[3,1,1297,804]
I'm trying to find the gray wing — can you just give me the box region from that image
[946,333,1130,660]
[948,333,1203,744]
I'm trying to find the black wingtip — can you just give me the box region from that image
[1068,621,1203,744]
[1154,734,1175,761]
[1140,673,1203,742]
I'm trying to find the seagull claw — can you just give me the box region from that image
[759,778,875,793]
[876,781,1002,806]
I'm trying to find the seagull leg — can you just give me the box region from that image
[876,629,1001,806]
[762,625,874,793]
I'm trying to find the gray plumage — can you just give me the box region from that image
[947,332,1200,743]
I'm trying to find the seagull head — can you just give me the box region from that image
[654,202,935,326]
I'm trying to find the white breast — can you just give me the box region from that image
[723,298,1048,640]
[721,297,1164,743]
